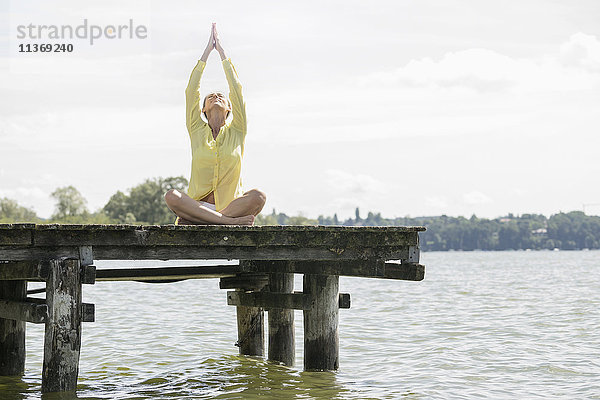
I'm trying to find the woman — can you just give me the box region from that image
[164,23,265,225]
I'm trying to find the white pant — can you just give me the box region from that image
[199,200,216,211]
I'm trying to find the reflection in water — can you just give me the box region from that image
[40,390,81,400]
[78,355,353,399]
[0,376,29,400]
[211,356,351,399]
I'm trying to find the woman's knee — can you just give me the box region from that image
[164,189,183,207]
[246,189,266,206]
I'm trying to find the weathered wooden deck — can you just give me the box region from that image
[0,223,425,393]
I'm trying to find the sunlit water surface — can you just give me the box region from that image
[1,250,599,399]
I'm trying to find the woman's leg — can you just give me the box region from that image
[164,189,254,225]
[220,189,267,217]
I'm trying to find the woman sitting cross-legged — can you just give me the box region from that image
[164,23,265,225]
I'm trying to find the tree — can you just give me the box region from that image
[51,186,88,220]
[0,197,39,222]
[103,191,130,222]
[103,176,188,224]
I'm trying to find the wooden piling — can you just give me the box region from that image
[303,274,339,371]
[267,271,295,366]
[42,258,82,393]
[0,280,26,375]
[235,290,264,356]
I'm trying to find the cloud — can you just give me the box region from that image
[0,186,49,213]
[358,32,600,93]
[426,196,449,209]
[463,191,493,205]
[325,169,386,195]
[22,173,63,187]
[359,48,516,92]
[559,32,600,72]
[329,196,361,210]
[0,186,47,199]
[509,187,527,197]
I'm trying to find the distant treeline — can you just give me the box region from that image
[300,210,600,251]
[2,176,599,251]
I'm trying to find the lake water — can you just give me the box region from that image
[1,250,599,399]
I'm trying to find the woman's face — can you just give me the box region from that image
[203,92,231,117]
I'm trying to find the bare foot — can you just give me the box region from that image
[176,216,208,225]
[229,215,255,226]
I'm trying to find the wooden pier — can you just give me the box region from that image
[0,223,425,392]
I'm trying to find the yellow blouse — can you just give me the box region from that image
[185,58,247,212]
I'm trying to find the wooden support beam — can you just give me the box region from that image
[338,293,351,309]
[42,258,83,393]
[81,265,96,285]
[407,245,420,263]
[242,260,384,278]
[22,297,94,323]
[219,274,269,291]
[82,303,95,323]
[267,271,295,366]
[383,263,425,281]
[0,262,96,285]
[78,246,93,266]
[228,291,307,310]
[303,274,339,371]
[0,299,47,323]
[0,246,410,262]
[0,280,26,375]
[227,291,351,310]
[0,227,32,245]
[96,265,239,281]
[241,260,425,281]
[0,261,48,281]
[27,287,45,295]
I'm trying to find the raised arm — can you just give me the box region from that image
[185,27,214,134]
[214,25,247,135]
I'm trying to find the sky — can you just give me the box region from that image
[1,0,599,220]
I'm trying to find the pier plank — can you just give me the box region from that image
[30,225,421,247]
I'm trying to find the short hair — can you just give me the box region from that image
[202,92,231,119]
